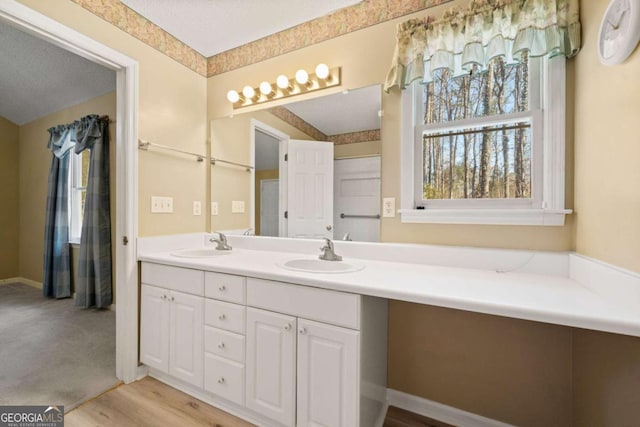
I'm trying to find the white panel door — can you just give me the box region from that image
[334,157,381,242]
[246,308,296,427]
[140,284,170,373]
[287,140,334,239]
[297,319,360,427]
[260,179,279,237]
[169,291,204,388]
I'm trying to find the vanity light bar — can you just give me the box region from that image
[226,65,341,110]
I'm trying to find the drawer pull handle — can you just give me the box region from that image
[218,377,225,384]
[299,327,307,335]
[219,285,226,292]
[218,314,226,320]
[283,323,291,331]
[218,342,225,349]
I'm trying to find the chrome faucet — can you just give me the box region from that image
[210,232,232,251]
[342,232,352,241]
[243,228,254,236]
[319,238,342,261]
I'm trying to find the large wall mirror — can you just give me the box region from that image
[210,84,382,242]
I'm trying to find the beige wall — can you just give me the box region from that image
[18,92,116,285]
[334,140,381,159]
[574,0,640,274]
[0,116,20,279]
[18,0,208,237]
[210,109,314,231]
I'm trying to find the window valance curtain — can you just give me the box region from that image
[384,0,581,92]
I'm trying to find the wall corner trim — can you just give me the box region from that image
[386,388,515,427]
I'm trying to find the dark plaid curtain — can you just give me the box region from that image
[43,125,75,298]
[74,115,112,308]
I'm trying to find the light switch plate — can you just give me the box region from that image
[151,196,173,213]
[211,202,219,216]
[232,200,245,213]
[382,197,395,218]
[193,201,201,216]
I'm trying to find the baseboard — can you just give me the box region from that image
[0,277,42,289]
[386,389,514,427]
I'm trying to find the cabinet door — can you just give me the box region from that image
[169,291,204,388]
[246,308,296,427]
[140,284,170,372]
[297,319,360,427]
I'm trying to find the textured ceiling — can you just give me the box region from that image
[285,85,381,135]
[0,20,116,126]
[120,0,361,57]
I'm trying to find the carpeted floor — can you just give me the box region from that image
[0,282,118,411]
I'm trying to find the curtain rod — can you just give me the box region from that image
[138,139,205,162]
[211,158,253,172]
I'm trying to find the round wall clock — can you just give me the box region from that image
[598,0,640,65]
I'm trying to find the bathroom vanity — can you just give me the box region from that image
[138,233,640,427]
[139,257,387,427]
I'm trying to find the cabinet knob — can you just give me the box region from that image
[283,323,291,331]
[218,377,225,384]
[218,342,225,349]
[219,285,226,292]
[169,296,174,302]
[161,295,167,300]
[299,327,307,335]
[218,313,226,320]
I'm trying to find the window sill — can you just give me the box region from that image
[398,208,572,226]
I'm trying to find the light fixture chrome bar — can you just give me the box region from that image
[211,157,253,172]
[340,213,381,219]
[138,139,204,162]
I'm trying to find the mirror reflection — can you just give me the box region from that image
[210,84,382,242]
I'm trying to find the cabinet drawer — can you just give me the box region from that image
[205,272,245,304]
[204,326,245,363]
[204,353,244,406]
[247,278,361,329]
[205,299,245,334]
[141,263,204,296]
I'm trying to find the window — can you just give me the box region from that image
[400,55,571,226]
[69,149,89,242]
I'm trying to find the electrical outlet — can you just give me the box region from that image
[151,196,173,213]
[193,201,201,216]
[211,202,219,216]
[382,197,395,218]
[232,200,245,213]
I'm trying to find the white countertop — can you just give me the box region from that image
[138,238,640,338]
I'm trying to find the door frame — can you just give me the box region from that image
[249,119,288,234]
[0,0,140,383]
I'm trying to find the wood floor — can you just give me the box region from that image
[65,377,455,427]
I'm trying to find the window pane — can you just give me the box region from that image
[423,55,529,125]
[422,123,531,200]
[81,150,90,188]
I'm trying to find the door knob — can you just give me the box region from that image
[326,225,332,231]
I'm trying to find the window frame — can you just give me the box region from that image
[68,149,86,243]
[399,55,571,226]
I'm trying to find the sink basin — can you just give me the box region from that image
[171,248,232,258]
[278,258,364,274]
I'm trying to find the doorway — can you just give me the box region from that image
[0,0,139,393]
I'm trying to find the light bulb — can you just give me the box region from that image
[276,74,290,90]
[295,69,309,85]
[226,90,240,103]
[242,85,255,99]
[315,63,330,80]
[259,81,272,96]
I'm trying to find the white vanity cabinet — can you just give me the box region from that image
[203,272,247,406]
[139,262,387,427]
[140,263,204,388]
[246,277,387,427]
